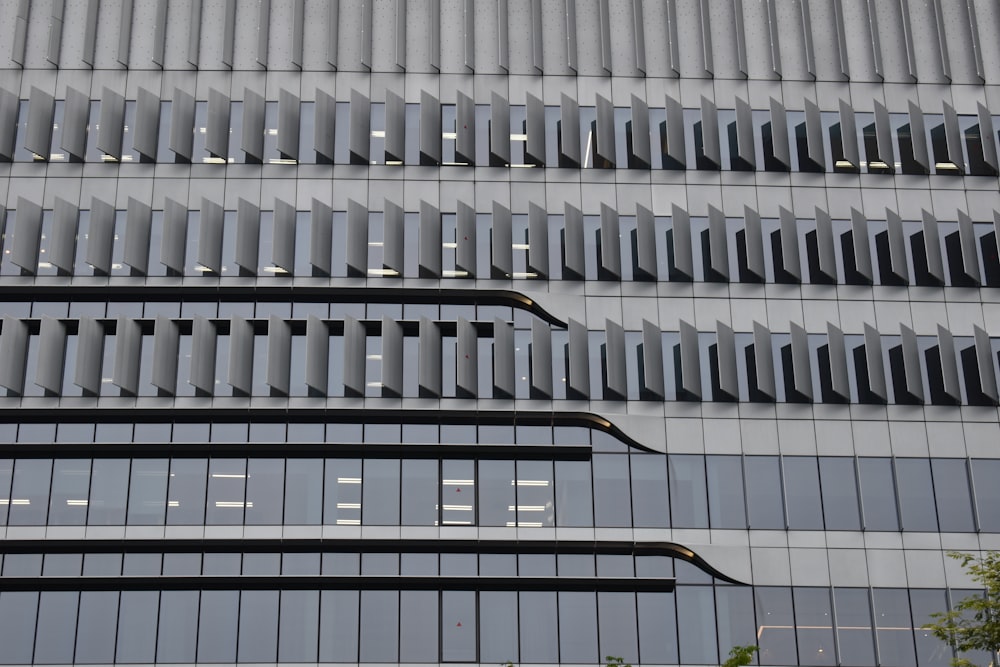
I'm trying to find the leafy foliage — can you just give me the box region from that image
[923,551,1000,667]
[722,644,759,667]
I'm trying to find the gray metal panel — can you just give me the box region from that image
[564,203,585,280]
[151,315,179,395]
[800,0,816,78]
[198,198,224,274]
[234,198,261,275]
[315,89,335,162]
[743,206,766,281]
[456,317,477,398]
[567,318,590,398]
[907,101,929,172]
[189,316,217,395]
[499,0,510,72]
[665,0,680,75]
[256,0,271,67]
[942,102,964,173]
[310,198,332,276]
[346,200,368,277]
[266,316,291,396]
[491,201,512,279]
[803,98,825,170]
[671,204,693,280]
[11,197,42,274]
[865,0,883,79]
[566,0,578,72]
[753,322,776,401]
[599,203,621,280]
[385,90,405,163]
[529,0,541,73]
[678,319,701,399]
[161,198,188,274]
[305,316,329,395]
[381,316,403,398]
[826,323,851,402]
[873,101,894,169]
[630,94,650,169]
[707,205,729,281]
[768,98,790,168]
[418,316,442,398]
[82,0,99,66]
[429,0,439,71]
[50,198,78,274]
[978,103,998,173]
[700,96,720,168]
[559,93,580,166]
[527,202,548,279]
[123,197,152,275]
[850,208,873,283]
[641,319,664,399]
[169,88,196,162]
[733,0,748,77]
[87,197,115,274]
[394,0,406,70]
[957,211,981,285]
[863,323,887,402]
[789,322,813,401]
[490,91,510,166]
[699,0,713,75]
[0,88,18,160]
[734,97,755,169]
[25,87,55,159]
[778,207,801,282]
[11,0,29,67]
[885,209,909,284]
[61,87,90,162]
[419,90,441,165]
[814,207,837,282]
[832,0,850,78]
[188,0,202,66]
[272,198,296,274]
[0,317,28,394]
[530,319,553,399]
[921,209,945,284]
[47,0,65,67]
[134,88,160,161]
[117,0,133,67]
[327,0,339,69]
[205,88,230,160]
[75,317,104,396]
[463,0,474,71]
[277,89,300,160]
[929,0,950,80]
[838,99,859,168]
[113,316,142,396]
[361,0,373,70]
[456,201,476,277]
[242,88,265,162]
[455,91,475,164]
[222,0,236,67]
[97,87,125,160]
[418,200,441,278]
[595,94,615,167]
[936,324,961,403]
[598,0,612,74]
[764,0,781,76]
[898,0,917,81]
[228,316,254,395]
[715,321,738,400]
[493,317,515,398]
[665,95,686,166]
[900,324,924,402]
[605,320,627,400]
[525,92,545,165]
[635,204,657,280]
[974,325,998,404]
[383,199,405,275]
[290,0,304,68]
[35,316,67,395]
[152,0,168,67]
[966,0,984,82]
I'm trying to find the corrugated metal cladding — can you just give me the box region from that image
[0,0,999,665]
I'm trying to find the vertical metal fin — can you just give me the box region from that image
[222,0,236,68]
[394,0,406,71]
[385,90,406,163]
[529,0,542,73]
[61,87,90,162]
[941,102,964,174]
[832,0,850,79]
[743,206,766,281]
[346,200,368,277]
[456,317,478,398]
[814,207,837,282]
[419,200,442,278]
[162,198,188,274]
[670,204,694,281]
[189,316,217,395]
[12,0,29,67]
[525,92,545,166]
[803,97,825,170]
[873,101,894,171]
[599,203,621,280]
[50,198,79,274]
[11,197,42,275]
[381,316,403,398]
[198,198,225,275]
[863,323,886,403]
[766,98,790,169]
[699,0,713,75]
[493,317,515,399]
[134,87,160,161]
[491,201,513,279]
[779,207,801,283]
[715,321,739,401]
[305,316,329,395]
[974,325,999,404]
[836,100,858,169]
[559,93,580,166]
[665,0,680,75]
[361,0,373,71]
[884,209,908,284]
[864,0,883,80]
[456,201,476,277]
[463,0,474,71]
[826,323,851,402]
[25,87,56,160]
[733,0,748,77]
[635,205,657,281]
[429,0,440,71]
[907,101,929,173]
[700,96,720,168]
[665,94,686,167]
[850,208,873,284]
[734,97,755,169]
[75,317,105,396]
[118,0,134,67]
[123,198,152,275]
[228,316,254,395]
[291,0,305,69]
[595,94,616,167]
[82,0,100,67]
[383,199,405,275]
[563,203,585,280]
[499,0,511,72]
[266,316,291,396]
[566,0,577,72]
[242,88,266,162]
[310,198,332,276]
[707,205,729,281]
[328,0,339,69]
[598,0,612,74]
[97,87,126,160]
[567,319,590,399]
[418,317,442,398]
[630,94,651,169]
[347,89,371,163]
[641,319,665,400]
[36,317,67,395]
[929,0,950,81]
[0,88,19,161]
[277,89,300,160]
[47,0,65,67]
[314,90,336,163]
[753,322,776,401]
[112,316,142,396]
[152,0,168,68]
[489,91,510,166]
[765,0,781,77]
[789,322,813,401]
[898,0,917,82]
[188,0,203,67]
[800,0,816,79]
[455,91,475,164]
[900,324,924,402]
[234,198,261,275]
[341,315,364,395]
[0,317,29,394]
[527,202,549,279]
[530,319,553,399]
[936,325,961,403]
[419,90,441,165]
[151,315,179,396]
[169,88,196,162]
[977,103,997,174]
[921,209,945,284]
[272,198,296,274]
[956,211,980,284]
[678,320,702,400]
[965,0,984,83]
[206,88,231,159]
[87,198,116,274]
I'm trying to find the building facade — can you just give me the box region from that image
[0,0,999,665]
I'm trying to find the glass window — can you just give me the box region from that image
[676,586,717,664]
[34,591,79,664]
[205,459,247,525]
[87,458,130,524]
[554,460,593,527]
[76,591,119,663]
[559,591,598,662]
[3,553,41,575]
[324,459,362,525]
[707,455,746,529]
[755,587,797,665]
[127,458,168,525]
[873,589,916,667]
[167,458,207,525]
[794,587,836,665]
[284,459,323,524]
[362,459,400,525]
[895,458,938,531]
[715,586,757,661]
[516,460,554,527]
[8,458,52,525]
[479,460,516,526]
[819,457,861,530]
[400,590,438,661]
[598,592,639,662]
[745,456,785,529]
[43,553,81,575]
[909,589,952,666]
[834,588,876,666]
[441,590,476,662]
[783,457,824,529]
[0,592,37,663]
[238,590,279,662]
[931,459,974,532]
[198,590,239,663]
[858,458,899,530]
[441,460,475,526]
[360,590,398,662]
[519,591,558,663]
[637,591,679,664]
[278,590,319,662]
[319,590,359,661]
[245,458,284,525]
[0,460,11,525]
[401,459,438,525]
[669,455,708,528]
[48,459,91,525]
[480,591,519,662]
[631,454,669,527]
[972,459,1000,531]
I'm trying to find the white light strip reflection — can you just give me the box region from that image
[336,518,361,525]
[66,499,89,506]
[511,480,550,487]
[441,505,473,511]
[337,477,362,484]
[506,521,543,527]
[442,479,475,485]
[0,499,29,505]
[211,473,246,479]
[336,502,361,509]
[508,505,546,512]
[214,501,253,508]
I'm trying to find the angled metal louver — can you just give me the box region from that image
[955,211,981,285]
[530,319,553,399]
[599,203,621,280]
[707,205,729,281]
[973,325,999,404]
[929,0,950,81]
[559,93,580,167]
[112,316,142,396]
[633,0,645,74]
[907,101,929,173]
[349,89,370,164]
[563,203,585,280]
[699,96,720,168]
[715,321,739,401]
[524,92,545,166]
[272,198,296,274]
[420,91,441,165]
[826,323,851,402]
[383,199,405,275]
[863,323,887,403]
[361,0,373,70]
[25,87,55,159]
[234,199,261,275]
[764,0,781,77]
[310,198,333,276]
[0,317,29,395]
[753,322,776,401]
[198,198,225,275]
[257,0,272,67]
[123,198,153,275]
[50,1,67,67]
[188,0,203,67]
[597,0,612,74]
[0,88,18,161]
[664,95,686,168]
[742,206,766,281]
[12,0,29,67]
[305,316,329,395]
[50,198,79,274]
[566,0,578,72]
[768,98,790,169]
[118,0,133,67]
[733,0,748,77]
[778,207,801,283]
[11,197,43,275]
[921,209,945,285]
[428,0,440,71]
[161,198,188,275]
[872,101,895,171]
[678,320,701,400]
[884,209,909,284]
[455,91,475,164]
[82,0,99,66]
[489,92,510,166]
[802,98,825,171]
[665,0,680,75]
[315,89,336,163]
[151,315,180,395]
[640,319,664,400]
[898,0,918,81]
[456,317,477,398]
[491,202,512,279]
[228,316,254,396]
[266,316,292,396]
[566,319,590,399]
[189,315,217,395]
[134,88,161,162]
[899,324,924,403]
[814,207,837,283]
[152,0,168,67]
[595,94,615,167]
[788,322,813,401]
[327,0,339,69]
[419,201,442,278]
[935,324,962,404]
[381,316,403,398]
[634,205,657,281]
[277,89,300,160]
[462,0,473,71]
[941,102,965,174]
[527,202,548,279]
[456,201,476,278]
[87,198,116,274]
[493,317,515,399]
[418,316,442,398]
[670,204,693,281]
[75,317,104,396]
[394,0,406,70]
[97,87,126,160]
[850,208,873,284]
[169,88,196,162]
[222,0,236,67]
[242,88,266,163]
[629,94,651,169]
[733,97,755,169]
[528,0,541,73]
[864,0,883,80]
[346,200,368,277]
[385,90,406,163]
[61,87,90,162]
[35,316,67,395]
[698,0,713,75]
[288,0,304,67]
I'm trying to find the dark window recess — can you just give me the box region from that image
[980,232,1000,286]
[910,231,944,287]
[888,345,922,405]
[841,230,871,285]
[924,346,960,406]
[961,345,998,406]
[965,124,998,176]
[693,121,718,170]
[862,122,892,174]
[726,122,752,171]
[794,121,823,172]
[944,231,977,287]
[735,230,764,283]
[770,231,797,284]
[659,121,684,170]
[665,229,690,282]
[874,231,907,286]
[780,345,811,404]
[829,122,859,173]
[896,123,928,175]
[816,345,847,404]
[762,122,788,171]
[805,230,836,285]
[852,343,886,405]
[745,345,771,403]
[708,344,735,402]
[700,229,726,283]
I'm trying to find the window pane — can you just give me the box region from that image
[127,458,168,525]
[117,591,159,663]
[872,588,917,665]
[715,586,757,660]
[441,590,476,662]
[0,591,38,664]
[909,589,952,666]
[598,592,639,663]
[858,458,899,530]
[745,456,785,529]
[794,587,836,666]
[75,591,119,663]
[401,459,438,525]
[360,590,398,662]
[87,459,130,524]
[631,454,669,527]
[319,590,359,661]
[400,590,438,661]
[278,590,319,662]
[516,459,554,527]
[676,586,717,664]
[783,457,824,529]
[670,455,708,528]
[324,459,362,525]
[0,460,11,525]
[238,590,279,662]
[896,459,938,531]
[245,458,284,524]
[972,459,1000,530]
[9,459,52,525]
[637,591,678,664]
[34,591,79,664]
[479,460,516,526]
[480,591,519,662]
[707,455,746,529]
[554,459,593,526]
[441,459,476,526]
[362,459,400,525]
[835,588,876,666]
[284,459,323,524]
[197,590,239,663]
[167,458,207,525]
[157,590,199,662]
[755,587,797,665]
[931,459,974,532]
[48,459,90,525]
[559,591,598,663]
[819,457,861,530]
[205,459,247,525]
[519,591,558,663]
